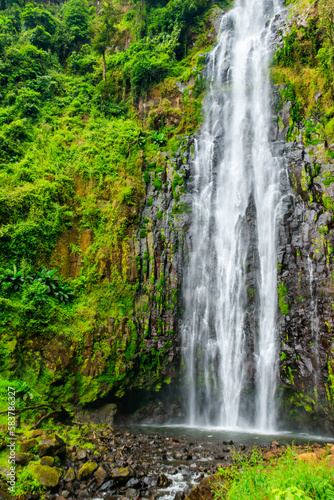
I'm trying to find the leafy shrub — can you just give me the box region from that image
[0,266,74,303]
[21,3,57,34]
[3,43,48,84]
[63,0,92,48]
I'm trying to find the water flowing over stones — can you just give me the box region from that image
[182,0,282,430]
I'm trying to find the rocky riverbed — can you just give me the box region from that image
[1,422,334,500]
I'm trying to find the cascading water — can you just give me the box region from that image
[182,0,282,431]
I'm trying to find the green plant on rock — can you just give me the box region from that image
[152,131,166,146]
[15,467,46,497]
[278,283,289,316]
[153,177,162,190]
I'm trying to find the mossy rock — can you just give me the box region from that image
[40,456,54,467]
[111,466,133,483]
[20,438,39,453]
[30,464,62,487]
[63,467,75,482]
[77,461,98,480]
[186,474,226,500]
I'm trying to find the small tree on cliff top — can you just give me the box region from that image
[319,0,334,47]
[92,0,120,82]
[318,0,334,85]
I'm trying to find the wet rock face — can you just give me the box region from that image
[272,95,334,432]
[128,137,195,392]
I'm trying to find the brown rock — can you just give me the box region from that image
[15,453,34,465]
[314,448,327,459]
[326,460,334,468]
[80,230,93,252]
[76,448,87,460]
[272,440,279,447]
[263,451,276,460]
[94,465,107,486]
[297,453,317,462]
[38,434,66,457]
[186,475,226,500]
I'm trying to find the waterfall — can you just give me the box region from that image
[182,0,282,431]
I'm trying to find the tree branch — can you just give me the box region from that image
[0,404,54,415]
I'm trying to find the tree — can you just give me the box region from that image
[21,3,57,35]
[92,0,120,82]
[319,0,334,47]
[319,0,334,81]
[63,0,92,49]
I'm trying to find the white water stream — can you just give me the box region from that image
[182,0,282,431]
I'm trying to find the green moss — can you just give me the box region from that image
[278,283,289,315]
[153,177,163,190]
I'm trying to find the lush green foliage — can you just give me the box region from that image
[0,0,220,405]
[272,0,334,144]
[214,447,334,500]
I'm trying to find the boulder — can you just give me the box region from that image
[111,466,134,484]
[77,461,98,480]
[30,464,62,487]
[157,474,171,487]
[314,448,327,459]
[20,438,38,453]
[15,453,34,465]
[63,468,75,482]
[38,434,66,457]
[186,475,226,500]
[94,465,107,486]
[262,451,276,460]
[76,448,87,460]
[296,453,317,462]
[40,456,54,466]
